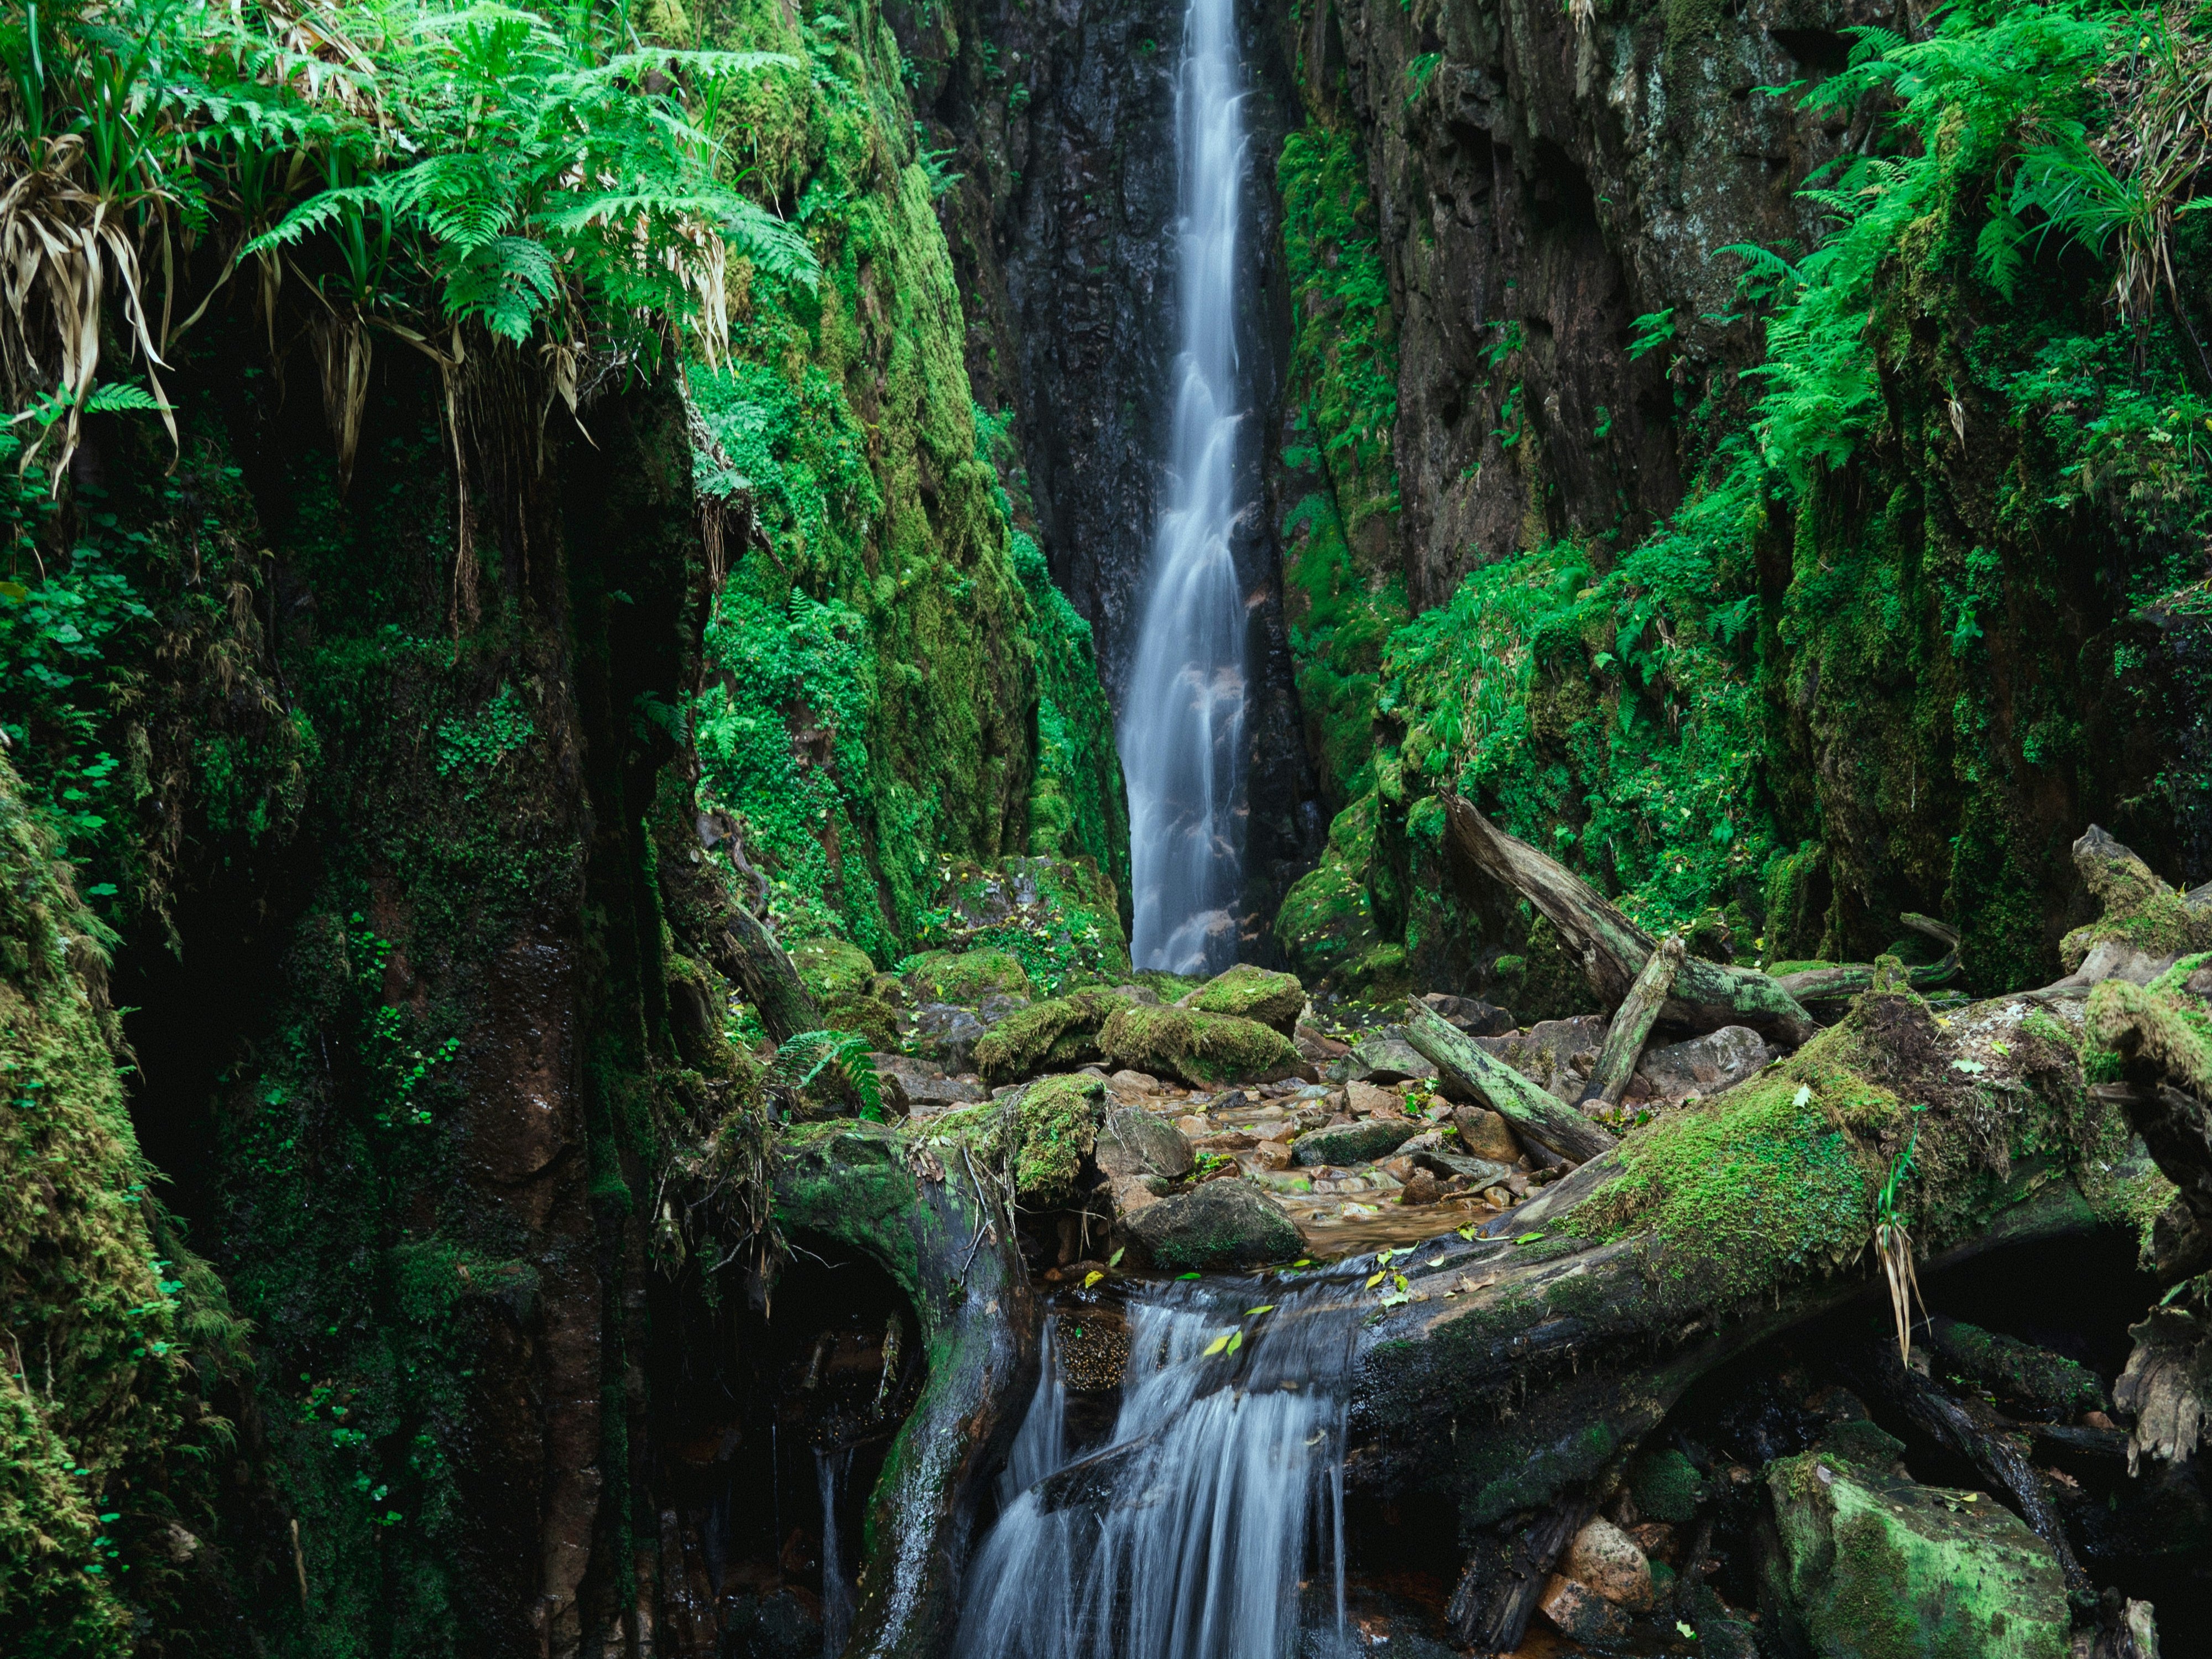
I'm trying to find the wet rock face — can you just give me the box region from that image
[915,0,1322,963]
[1308,0,1888,608]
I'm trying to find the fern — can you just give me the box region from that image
[766,1030,885,1121]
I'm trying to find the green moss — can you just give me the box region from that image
[1098,1004,1301,1088]
[0,751,233,1653]
[927,1074,1104,1208]
[1627,1447,1705,1523]
[900,948,1031,1004]
[1765,1446,2070,1659]
[1182,964,1307,1035]
[971,989,1124,1086]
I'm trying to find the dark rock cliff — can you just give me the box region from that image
[913,0,1326,960]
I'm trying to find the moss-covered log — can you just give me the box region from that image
[769,1121,1040,1659]
[1350,982,2169,1553]
[1401,999,1617,1164]
[1441,795,1818,1046]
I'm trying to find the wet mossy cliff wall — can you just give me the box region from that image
[1245,0,2212,1004]
[0,0,1130,1651]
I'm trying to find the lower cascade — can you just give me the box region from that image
[957,1279,1361,1659]
[1120,0,1254,975]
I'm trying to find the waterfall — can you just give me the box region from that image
[1122,0,1253,976]
[955,1279,1360,1659]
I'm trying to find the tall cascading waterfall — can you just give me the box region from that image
[955,1279,1360,1659]
[1121,0,1254,975]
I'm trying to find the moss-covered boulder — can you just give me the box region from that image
[1125,1180,1303,1271]
[1098,1003,1302,1087]
[1181,963,1307,1036]
[931,1075,1107,1209]
[921,855,1133,994]
[971,988,1126,1085]
[901,947,1032,1005]
[1274,797,1408,996]
[789,934,903,1047]
[1762,1434,2069,1659]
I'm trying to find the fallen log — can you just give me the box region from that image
[769,1121,1037,1659]
[2085,974,2212,1282]
[1401,999,1618,1165]
[1772,914,1962,1006]
[1352,979,2172,1549]
[1444,1490,1597,1654]
[1578,935,1683,1109]
[1441,793,1817,1046]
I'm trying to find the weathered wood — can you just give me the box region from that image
[2085,978,2212,1282]
[712,903,822,1042]
[770,1123,1035,1659]
[1402,999,1619,1165]
[1441,792,1818,1046]
[1446,1490,1596,1656]
[1579,935,1683,1108]
[1773,914,1962,1005]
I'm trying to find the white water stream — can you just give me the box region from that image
[1121,0,1253,975]
[955,1280,1360,1659]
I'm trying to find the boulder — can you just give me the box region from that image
[930,1075,1106,1208]
[1397,1170,1442,1205]
[789,935,902,1047]
[1097,1003,1302,1087]
[1109,1069,1164,1094]
[1180,963,1308,1035]
[910,1003,989,1070]
[901,947,1032,1005]
[1638,1025,1771,1100]
[1451,1105,1522,1163]
[1292,1119,1420,1168]
[1338,1028,1436,1084]
[1420,992,1516,1036]
[1474,1014,1609,1103]
[972,988,1128,1085]
[1095,1107,1196,1183]
[1562,1516,1654,1610]
[1345,1079,1405,1117]
[870,1055,988,1115]
[1125,1178,1303,1271]
[1762,1437,2070,1659]
[1538,1575,1630,1645]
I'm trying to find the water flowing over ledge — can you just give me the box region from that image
[956,1276,1363,1659]
[1121,0,1254,977]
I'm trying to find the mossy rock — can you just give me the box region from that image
[791,935,879,1003]
[1627,1447,1704,1524]
[1098,1003,1302,1087]
[1762,1444,2069,1658]
[789,936,903,1048]
[901,947,1032,1005]
[1275,851,1385,989]
[930,1075,1105,1209]
[1182,963,1307,1035]
[1125,1179,1303,1271]
[1291,1119,1418,1168]
[971,988,1126,1086]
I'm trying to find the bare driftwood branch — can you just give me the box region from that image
[1579,935,1684,1108]
[1402,999,1618,1165]
[1440,793,1817,1046]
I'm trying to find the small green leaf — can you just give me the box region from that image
[1792,1084,1812,1108]
[1514,1232,1547,1246]
[1245,1305,1276,1316]
[1178,1271,1201,1280]
[1225,1331,1243,1353]
[1203,1333,1232,1356]
[1108,1246,1125,1267]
